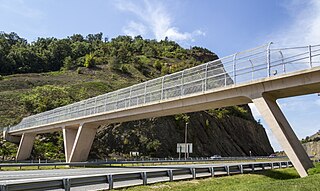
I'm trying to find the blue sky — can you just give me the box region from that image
[1,0,319,151]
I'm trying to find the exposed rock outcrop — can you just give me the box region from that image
[90,106,273,158]
[302,131,320,159]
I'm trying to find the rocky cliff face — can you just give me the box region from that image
[302,131,320,159]
[303,142,320,158]
[90,105,274,158]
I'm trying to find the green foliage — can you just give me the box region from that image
[208,108,229,119]
[161,65,170,75]
[32,132,65,159]
[83,53,96,68]
[21,85,89,114]
[120,64,130,74]
[109,56,121,71]
[0,138,17,160]
[208,106,251,120]
[174,114,190,123]
[205,119,210,128]
[63,56,76,70]
[0,32,218,76]
[153,60,162,71]
[22,85,72,114]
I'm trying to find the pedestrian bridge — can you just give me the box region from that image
[3,43,320,177]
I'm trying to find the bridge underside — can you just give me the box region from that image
[8,67,320,177]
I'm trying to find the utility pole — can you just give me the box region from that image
[185,122,188,160]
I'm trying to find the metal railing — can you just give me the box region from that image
[0,156,291,169]
[0,161,294,191]
[6,43,320,132]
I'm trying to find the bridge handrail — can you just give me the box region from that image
[5,43,320,132]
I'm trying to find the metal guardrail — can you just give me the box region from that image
[0,161,294,191]
[0,156,289,169]
[5,43,320,133]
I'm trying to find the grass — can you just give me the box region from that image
[118,163,320,191]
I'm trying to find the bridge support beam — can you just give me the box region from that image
[63,123,98,163]
[16,133,36,161]
[62,126,78,163]
[252,94,313,177]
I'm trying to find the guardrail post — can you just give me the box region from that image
[225,166,230,175]
[107,175,113,190]
[286,161,289,168]
[271,162,274,169]
[0,184,8,191]
[63,178,70,191]
[191,168,196,179]
[209,167,215,177]
[251,164,255,172]
[141,172,147,185]
[239,165,243,174]
[167,170,173,181]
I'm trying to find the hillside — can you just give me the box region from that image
[302,131,320,159]
[0,32,273,159]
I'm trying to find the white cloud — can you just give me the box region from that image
[123,21,147,37]
[115,0,205,42]
[271,0,320,46]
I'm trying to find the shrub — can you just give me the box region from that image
[83,53,96,68]
[153,60,162,71]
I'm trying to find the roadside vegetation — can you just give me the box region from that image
[119,163,320,191]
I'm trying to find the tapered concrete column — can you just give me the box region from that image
[252,94,313,177]
[62,127,78,163]
[67,123,98,162]
[16,133,36,161]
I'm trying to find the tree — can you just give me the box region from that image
[83,53,95,68]
[22,85,74,114]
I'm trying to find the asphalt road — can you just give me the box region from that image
[0,162,279,191]
[0,162,247,182]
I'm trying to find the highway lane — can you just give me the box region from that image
[0,167,170,182]
[0,161,287,191]
[0,161,275,182]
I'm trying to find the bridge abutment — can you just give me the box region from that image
[16,133,36,161]
[252,94,314,177]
